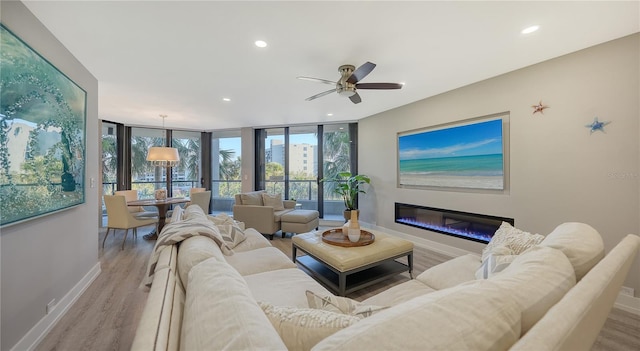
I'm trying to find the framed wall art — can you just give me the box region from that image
[0,24,87,227]
[397,113,509,191]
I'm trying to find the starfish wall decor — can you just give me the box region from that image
[532,101,549,114]
[585,117,611,134]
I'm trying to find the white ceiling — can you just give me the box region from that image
[22,1,639,131]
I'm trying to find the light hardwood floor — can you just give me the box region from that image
[36,227,640,351]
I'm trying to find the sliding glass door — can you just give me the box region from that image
[256,123,356,219]
[322,123,352,220]
[289,126,318,210]
[212,130,242,214]
[171,130,202,197]
[130,127,166,199]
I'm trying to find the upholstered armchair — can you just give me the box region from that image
[232,190,296,239]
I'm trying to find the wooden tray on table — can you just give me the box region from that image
[321,228,375,247]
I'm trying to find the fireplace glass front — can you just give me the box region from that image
[394,203,513,243]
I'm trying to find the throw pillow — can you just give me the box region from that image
[305,290,388,318]
[240,191,264,206]
[258,301,360,351]
[475,252,517,279]
[261,193,285,211]
[169,205,184,224]
[218,224,247,248]
[482,222,544,261]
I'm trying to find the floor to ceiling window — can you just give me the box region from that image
[289,126,318,210]
[256,123,357,220]
[172,130,202,197]
[262,128,286,195]
[212,130,241,214]
[101,121,119,196]
[322,123,353,220]
[130,127,167,199]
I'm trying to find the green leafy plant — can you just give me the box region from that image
[321,172,370,210]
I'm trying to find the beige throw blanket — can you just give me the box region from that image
[142,218,233,287]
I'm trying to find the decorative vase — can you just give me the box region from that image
[342,220,351,238]
[348,210,361,242]
[348,228,361,243]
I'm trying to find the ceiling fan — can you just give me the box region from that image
[297,61,403,104]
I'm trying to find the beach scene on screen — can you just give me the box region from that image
[398,119,504,190]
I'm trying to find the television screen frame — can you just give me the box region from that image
[397,113,509,192]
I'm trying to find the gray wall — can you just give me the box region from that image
[0,1,100,350]
[358,34,640,295]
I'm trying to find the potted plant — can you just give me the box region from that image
[322,172,371,221]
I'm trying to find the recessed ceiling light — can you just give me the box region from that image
[327,113,333,116]
[399,82,406,86]
[222,98,231,102]
[521,25,539,34]
[254,40,267,48]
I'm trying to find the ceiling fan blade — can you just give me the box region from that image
[355,82,403,90]
[305,89,335,101]
[346,62,376,84]
[297,76,336,85]
[349,92,362,104]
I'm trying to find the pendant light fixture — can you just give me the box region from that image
[146,114,180,167]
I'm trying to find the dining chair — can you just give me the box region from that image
[114,189,158,218]
[103,195,158,249]
[188,190,211,214]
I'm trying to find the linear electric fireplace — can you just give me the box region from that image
[395,203,513,243]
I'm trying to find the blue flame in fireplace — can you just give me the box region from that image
[396,217,493,243]
[394,203,513,244]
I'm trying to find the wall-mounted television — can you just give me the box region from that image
[397,113,509,191]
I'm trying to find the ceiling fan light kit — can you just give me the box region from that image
[298,61,402,104]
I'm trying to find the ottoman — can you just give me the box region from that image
[292,229,414,296]
[280,210,320,238]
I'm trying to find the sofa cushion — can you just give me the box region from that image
[361,279,436,306]
[539,222,604,281]
[489,245,576,334]
[262,192,285,210]
[224,247,296,276]
[475,252,517,279]
[483,222,544,261]
[233,228,273,252]
[259,302,360,351]
[181,258,287,351]
[244,268,333,308]
[240,191,264,206]
[416,253,480,290]
[305,290,388,318]
[312,280,521,351]
[177,236,225,289]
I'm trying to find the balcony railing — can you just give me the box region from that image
[102,179,345,218]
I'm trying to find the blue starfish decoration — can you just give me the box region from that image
[585,117,611,134]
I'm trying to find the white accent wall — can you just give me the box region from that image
[0,2,100,350]
[358,34,640,296]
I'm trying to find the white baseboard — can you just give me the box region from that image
[362,222,640,316]
[615,291,640,315]
[11,262,102,351]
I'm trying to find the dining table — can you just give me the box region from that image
[127,197,190,240]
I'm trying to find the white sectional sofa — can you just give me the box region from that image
[132,208,640,351]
